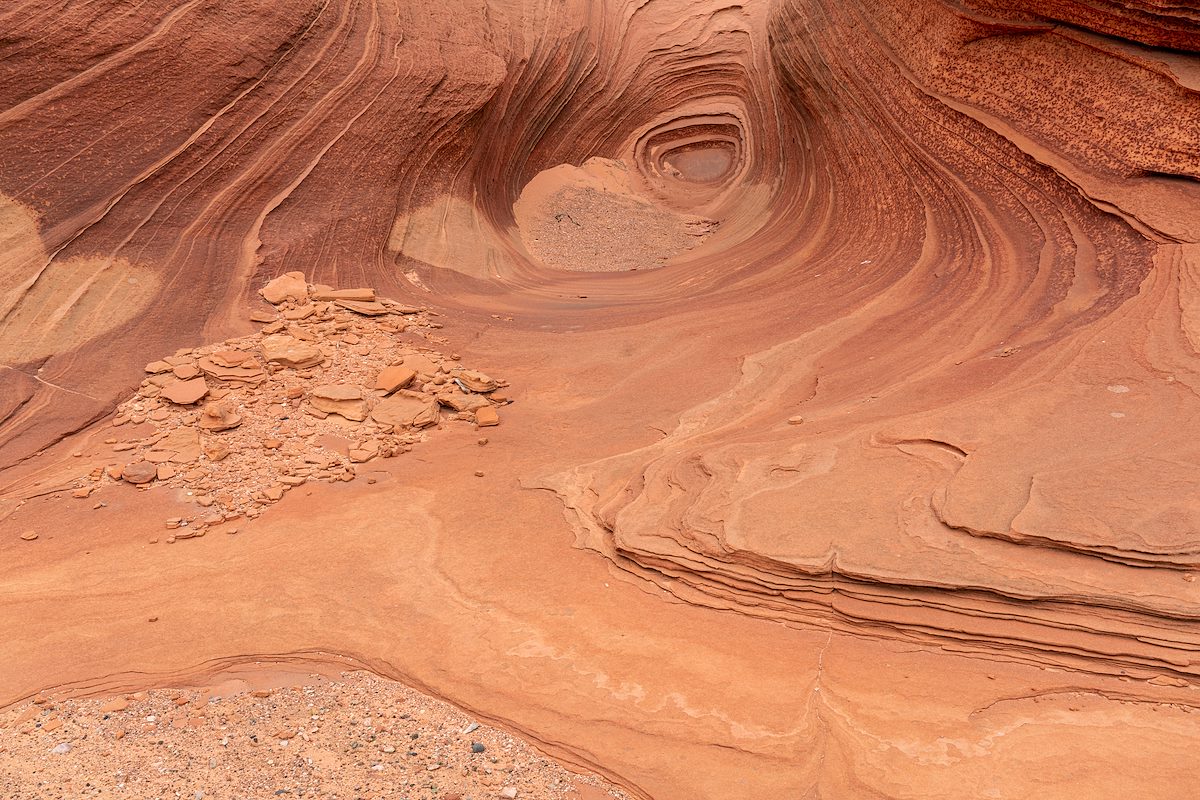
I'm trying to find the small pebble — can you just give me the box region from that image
[470,741,486,753]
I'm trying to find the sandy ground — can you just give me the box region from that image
[0,670,626,800]
[514,158,716,272]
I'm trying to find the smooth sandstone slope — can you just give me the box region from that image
[2,0,1200,798]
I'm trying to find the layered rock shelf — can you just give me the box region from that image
[2,1,1199,798]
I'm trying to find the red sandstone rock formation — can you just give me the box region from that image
[2,1,1200,798]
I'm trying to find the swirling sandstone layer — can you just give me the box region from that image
[2,1,1200,798]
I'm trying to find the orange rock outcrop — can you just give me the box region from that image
[2,1,1199,798]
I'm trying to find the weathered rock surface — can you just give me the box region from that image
[309,385,369,421]
[197,402,242,433]
[375,366,416,394]
[261,335,323,369]
[120,461,157,485]
[474,406,500,428]
[260,272,308,305]
[437,389,490,413]
[311,286,376,302]
[372,394,440,429]
[453,370,496,393]
[1,2,1199,799]
[159,378,208,406]
[198,355,266,385]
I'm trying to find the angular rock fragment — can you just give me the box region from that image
[122,461,158,484]
[198,401,242,432]
[437,390,490,413]
[375,366,416,394]
[283,304,316,321]
[335,299,390,316]
[198,355,267,385]
[261,334,324,369]
[348,441,379,463]
[372,394,440,429]
[210,350,253,368]
[202,440,230,462]
[144,360,172,374]
[402,354,441,377]
[453,369,496,393]
[311,286,375,302]
[474,406,500,427]
[160,377,208,405]
[309,385,369,421]
[260,271,308,305]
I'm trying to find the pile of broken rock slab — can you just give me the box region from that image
[74,272,508,539]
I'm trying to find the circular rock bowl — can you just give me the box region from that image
[635,112,748,206]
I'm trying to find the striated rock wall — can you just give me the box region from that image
[2,0,1200,797]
